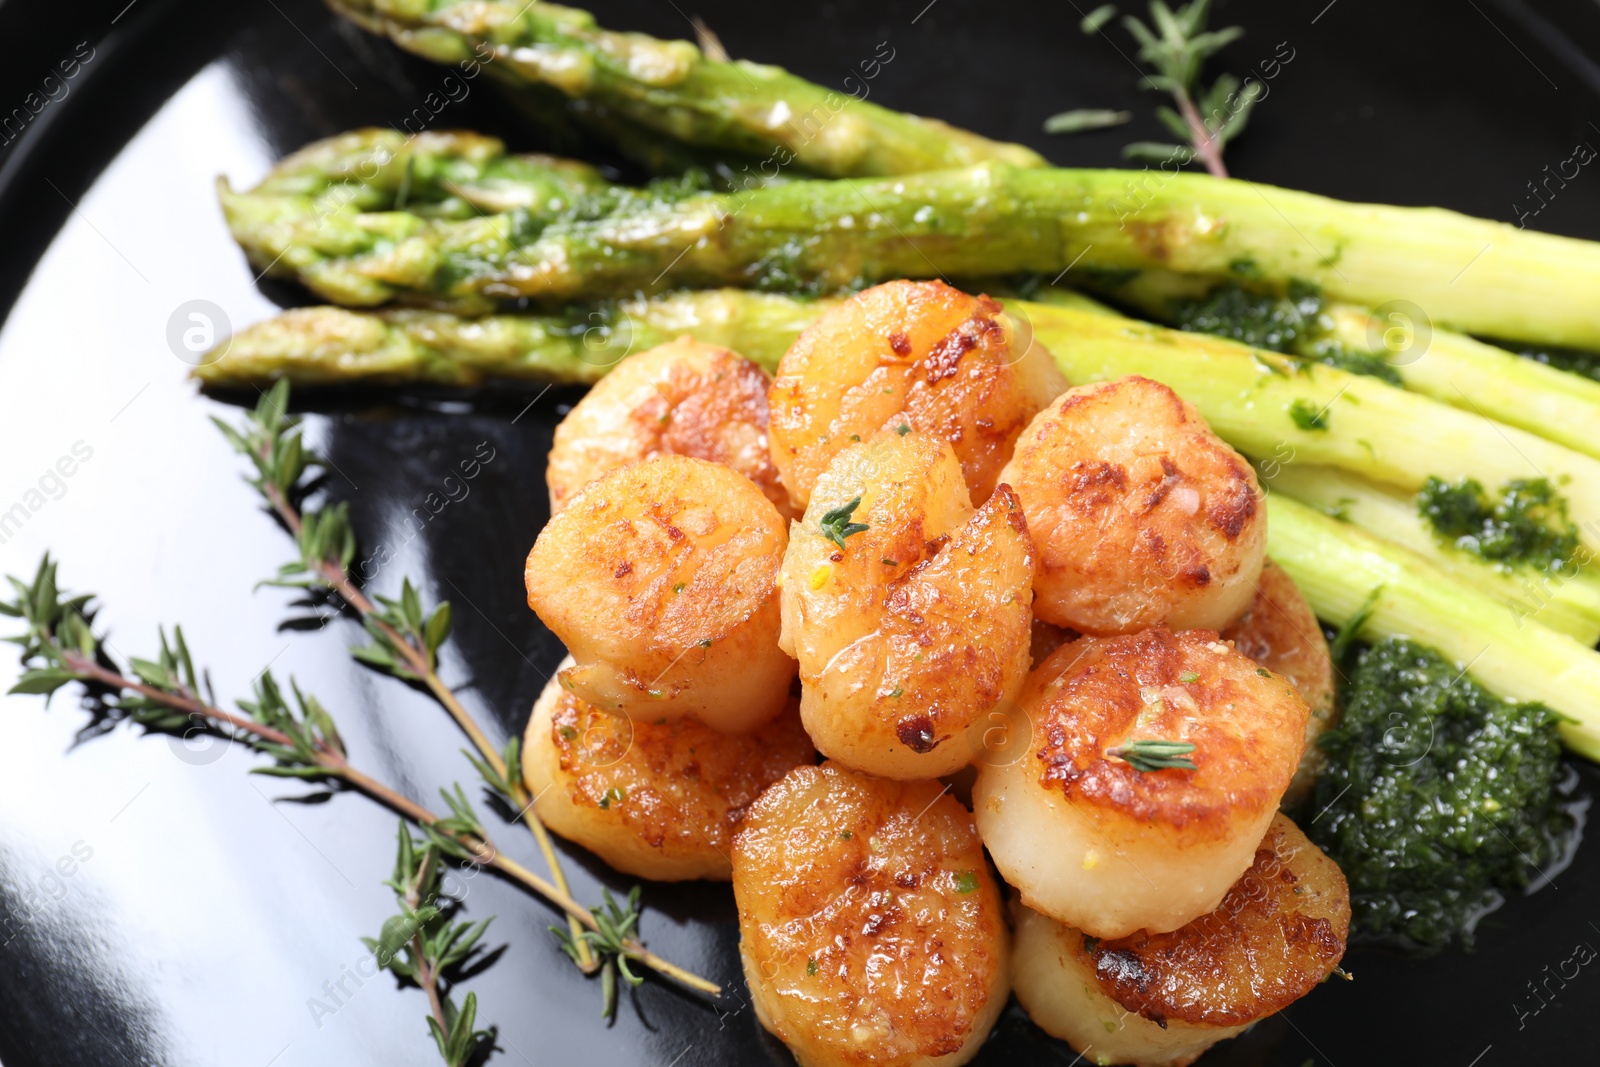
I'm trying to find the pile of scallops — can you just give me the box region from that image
[523,280,1351,1067]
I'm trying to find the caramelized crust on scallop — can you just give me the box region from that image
[779,431,1034,779]
[1088,814,1351,1028]
[1034,628,1308,835]
[524,454,795,731]
[1009,816,1350,1067]
[1219,559,1337,803]
[733,762,1010,1067]
[546,336,791,516]
[768,279,1066,511]
[523,672,814,881]
[973,628,1310,938]
[999,375,1265,635]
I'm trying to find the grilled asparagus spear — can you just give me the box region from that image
[1263,464,1600,644]
[323,0,1043,178]
[1091,269,1600,462]
[219,129,722,313]
[223,153,1600,348]
[195,291,837,386]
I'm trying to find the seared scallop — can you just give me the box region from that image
[973,628,1310,938]
[545,336,792,516]
[768,279,1066,512]
[733,762,1010,1067]
[1012,814,1350,1067]
[524,454,794,732]
[1219,558,1337,805]
[998,375,1266,635]
[522,667,815,880]
[779,430,1035,779]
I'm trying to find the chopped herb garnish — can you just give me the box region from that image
[806,957,817,976]
[672,582,685,593]
[599,786,625,809]
[955,870,980,894]
[839,830,853,840]
[881,558,898,566]
[1256,667,1272,677]
[819,496,870,549]
[888,685,904,698]
[1289,397,1330,431]
[1179,671,1199,683]
[895,423,911,436]
[1107,738,1198,772]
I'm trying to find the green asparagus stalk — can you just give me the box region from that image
[1264,464,1600,645]
[225,154,1600,347]
[1266,493,1600,761]
[1322,302,1600,462]
[235,128,615,213]
[194,291,837,386]
[219,129,716,312]
[1090,269,1600,462]
[324,0,1044,179]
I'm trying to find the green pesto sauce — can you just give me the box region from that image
[1168,282,1403,385]
[1416,476,1579,574]
[1307,637,1576,952]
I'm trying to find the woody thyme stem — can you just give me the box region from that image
[54,645,719,997]
[406,849,452,1033]
[259,476,595,972]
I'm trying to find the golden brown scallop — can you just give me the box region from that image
[973,628,1310,938]
[733,762,1011,1067]
[768,279,1066,511]
[998,375,1266,636]
[522,668,815,881]
[524,454,794,732]
[1219,558,1338,805]
[779,430,1035,779]
[545,336,792,516]
[1012,814,1351,1067]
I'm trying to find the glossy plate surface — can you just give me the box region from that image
[1,1,1598,1064]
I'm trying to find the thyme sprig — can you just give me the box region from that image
[368,824,496,1066]
[0,557,721,1020]
[552,887,645,1019]
[215,382,591,968]
[1052,0,1260,177]
[1108,737,1199,771]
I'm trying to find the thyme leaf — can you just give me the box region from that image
[1107,738,1198,771]
[819,496,870,549]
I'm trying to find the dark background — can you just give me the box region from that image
[0,0,1598,1064]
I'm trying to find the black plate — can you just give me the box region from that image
[2,1,1599,1064]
